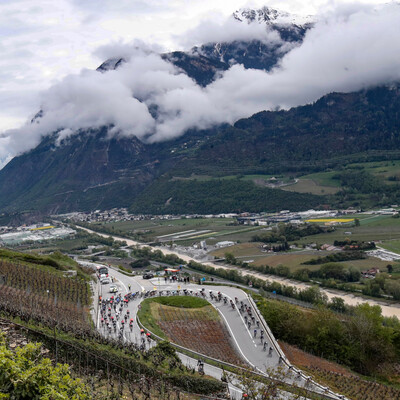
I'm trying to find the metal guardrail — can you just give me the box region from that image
[246,295,348,400]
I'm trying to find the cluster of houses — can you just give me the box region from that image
[53,207,373,226]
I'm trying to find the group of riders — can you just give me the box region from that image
[99,292,136,339]
[238,300,274,355]
[98,277,274,361]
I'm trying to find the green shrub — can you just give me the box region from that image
[0,334,90,399]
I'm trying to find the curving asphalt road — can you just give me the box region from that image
[82,259,347,400]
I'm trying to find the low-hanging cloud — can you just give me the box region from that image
[177,15,284,49]
[2,3,400,165]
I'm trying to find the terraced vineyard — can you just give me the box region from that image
[307,366,400,400]
[0,260,90,305]
[0,258,92,336]
[280,341,400,400]
[149,301,243,365]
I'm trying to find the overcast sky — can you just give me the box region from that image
[0,0,397,167]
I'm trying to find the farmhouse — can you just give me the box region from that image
[361,268,380,279]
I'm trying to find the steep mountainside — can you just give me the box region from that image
[0,85,400,214]
[176,86,400,176]
[0,129,160,213]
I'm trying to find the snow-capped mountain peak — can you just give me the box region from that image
[233,6,314,27]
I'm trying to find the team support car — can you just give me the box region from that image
[100,277,111,285]
[109,284,118,293]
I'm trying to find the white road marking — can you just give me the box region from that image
[118,278,128,293]
[212,302,265,375]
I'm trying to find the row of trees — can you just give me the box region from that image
[333,240,376,250]
[255,295,400,376]
[303,251,366,265]
[131,246,186,266]
[251,224,331,244]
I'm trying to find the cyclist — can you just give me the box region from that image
[197,360,204,375]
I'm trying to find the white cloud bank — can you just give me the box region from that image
[2,2,400,165]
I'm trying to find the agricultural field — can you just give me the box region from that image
[280,342,400,400]
[94,217,265,245]
[346,160,400,183]
[304,160,400,185]
[335,258,392,272]
[139,297,243,365]
[211,243,324,269]
[283,179,340,195]
[295,215,400,246]
[282,160,400,196]
[210,242,394,273]
[379,240,400,255]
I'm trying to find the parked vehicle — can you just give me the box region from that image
[142,273,154,279]
[100,277,111,285]
[96,266,109,277]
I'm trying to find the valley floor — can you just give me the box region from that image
[79,226,400,319]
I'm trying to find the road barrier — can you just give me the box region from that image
[246,294,348,400]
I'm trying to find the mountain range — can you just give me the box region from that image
[0,7,399,217]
